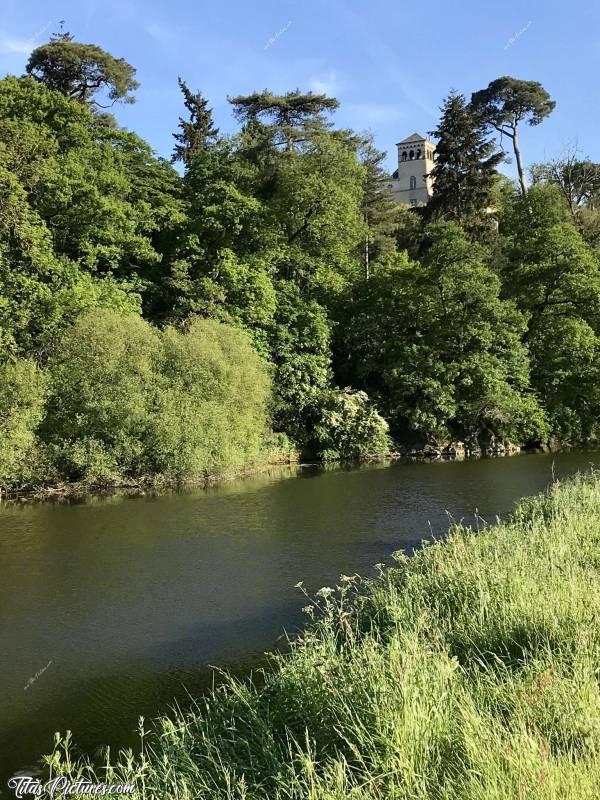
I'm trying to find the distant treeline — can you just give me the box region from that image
[2,31,600,488]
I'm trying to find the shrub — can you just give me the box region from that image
[42,309,160,482]
[149,318,271,479]
[41,310,272,484]
[313,388,391,461]
[0,359,47,488]
[261,431,299,464]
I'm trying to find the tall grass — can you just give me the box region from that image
[46,473,600,798]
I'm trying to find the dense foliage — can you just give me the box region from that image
[0,359,47,486]
[26,29,139,107]
[39,310,271,484]
[338,226,547,449]
[425,91,503,238]
[2,33,600,488]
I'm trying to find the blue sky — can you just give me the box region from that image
[1,0,598,176]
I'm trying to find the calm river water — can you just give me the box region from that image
[0,450,598,787]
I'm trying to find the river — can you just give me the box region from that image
[0,450,598,787]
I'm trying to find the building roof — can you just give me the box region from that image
[395,132,431,146]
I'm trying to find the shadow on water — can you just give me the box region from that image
[1,612,288,789]
[1,450,599,786]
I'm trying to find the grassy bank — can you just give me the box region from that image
[46,474,600,798]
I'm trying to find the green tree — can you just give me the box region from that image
[0,74,182,352]
[229,89,339,152]
[500,187,598,323]
[392,204,427,261]
[500,187,600,441]
[360,137,400,277]
[426,91,503,237]
[150,318,271,478]
[340,224,545,449]
[0,360,47,488]
[172,78,219,166]
[530,149,600,216]
[530,149,600,245]
[269,281,333,447]
[154,137,271,325]
[0,115,141,358]
[312,389,391,461]
[207,89,368,449]
[266,133,366,294]
[26,30,139,107]
[42,310,161,481]
[528,317,600,443]
[41,310,272,483]
[471,76,555,195]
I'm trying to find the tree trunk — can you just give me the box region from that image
[512,126,528,195]
[364,213,370,280]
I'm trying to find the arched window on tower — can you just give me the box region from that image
[402,151,407,161]
[409,149,415,160]
[410,176,417,190]
[416,149,421,159]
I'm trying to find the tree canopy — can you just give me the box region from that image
[229,89,340,151]
[172,79,220,166]
[426,91,503,236]
[26,30,139,107]
[471,76,555,194]
[1,42,598,487]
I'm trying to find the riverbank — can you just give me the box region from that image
[3,433,594,503]
[0,447,302,503]
[42,471,600,798]
[0,444,552,503]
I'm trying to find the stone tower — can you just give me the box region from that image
[389,132,435,206]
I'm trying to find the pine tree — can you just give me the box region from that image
[360,137,400,277]
[471,77,555,195]
[172,78,219,165]
[426,92,503,234]
[228,89,339,152]
[26,28,139,107]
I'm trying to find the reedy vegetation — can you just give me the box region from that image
[2,33,600,490]
[47,473,600,798]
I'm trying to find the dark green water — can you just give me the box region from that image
[0,450,598,788]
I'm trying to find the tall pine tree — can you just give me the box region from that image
[471,77,555,195]
[360,137,400,277]
[172,78,219,166]
[426,92,503,236]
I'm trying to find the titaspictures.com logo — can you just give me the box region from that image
[7,775,135,797]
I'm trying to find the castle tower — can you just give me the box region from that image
[389,132,435,206]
